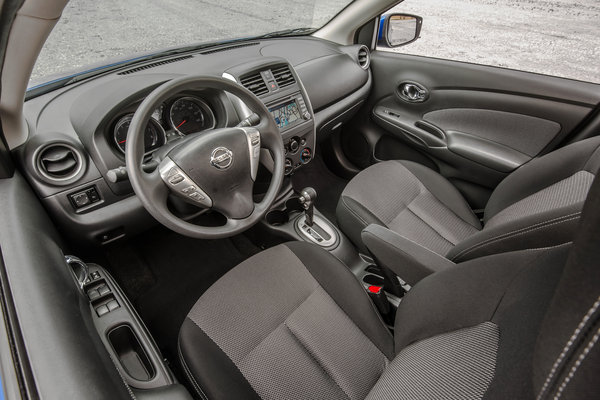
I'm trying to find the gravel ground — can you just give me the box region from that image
[386,0,600,82]
[31,0,599,84]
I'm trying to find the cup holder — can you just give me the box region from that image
[265,210,289,226]
[363,274,385,286]
[265,197,304,226]
[285,197,304,212]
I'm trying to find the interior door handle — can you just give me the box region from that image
[398,82,429,103]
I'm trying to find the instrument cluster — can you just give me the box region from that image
[111,95,216,155]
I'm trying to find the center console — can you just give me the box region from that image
[223,57,316,176]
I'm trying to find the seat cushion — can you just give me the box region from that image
[178,242,393,400]
[337,160,481,255]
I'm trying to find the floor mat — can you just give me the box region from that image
[104,226,260,368]
[291,154,348,224]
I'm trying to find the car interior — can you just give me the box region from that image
[0,0,599,399]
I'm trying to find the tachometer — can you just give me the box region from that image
[169,96,215,135]
[113,114,166,154]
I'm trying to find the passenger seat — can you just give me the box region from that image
[337,136,600,285]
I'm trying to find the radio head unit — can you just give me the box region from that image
[268,93,309,132]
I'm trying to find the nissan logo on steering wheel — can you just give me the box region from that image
[210,147,233,170]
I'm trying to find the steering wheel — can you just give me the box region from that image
[126,76,284,239]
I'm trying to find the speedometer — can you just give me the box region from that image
[113,114,166,154]
[169,96,215,135]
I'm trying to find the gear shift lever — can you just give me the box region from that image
[299,187,317,227]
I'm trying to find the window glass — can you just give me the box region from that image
[378,0,600,83]
[31,0,352,84]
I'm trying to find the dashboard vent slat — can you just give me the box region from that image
[36,144,82,181]
[240,72,268,96]
[117,55,193,75]
[272,65,296,88]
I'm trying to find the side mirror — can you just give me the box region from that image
[379,13,423,48]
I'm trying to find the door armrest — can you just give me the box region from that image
[361,224,455,285]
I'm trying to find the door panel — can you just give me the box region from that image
[342,51,600,208]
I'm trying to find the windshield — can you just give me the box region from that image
[30,0,353,85]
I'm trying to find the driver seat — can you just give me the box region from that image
[178,176,600,399]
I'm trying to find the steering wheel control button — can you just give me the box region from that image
[210,147,234,170]
[158,157,213,208]
[169,174,184,184]
[241,127,261,181]
[189,192,205,201]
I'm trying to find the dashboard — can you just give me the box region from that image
[18,37,372,245]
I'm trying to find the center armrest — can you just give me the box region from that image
[361,224,456,286]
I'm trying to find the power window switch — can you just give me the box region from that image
[90,271,101,280]
[96,305,109,317]
[106,300,120,311]
[88,289,100,300]
[98,285,111,296]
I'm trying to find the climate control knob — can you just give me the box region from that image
[301,148,312,164]
[289,138,300,153]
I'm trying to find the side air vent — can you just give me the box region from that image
[36,143,83,181]
[200,42,260,55]
[272,65,296,88]
[240,72,268,96]
[117,55,193,75]
[357,45,370,70]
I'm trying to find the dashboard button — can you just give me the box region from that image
[71,192,90,208]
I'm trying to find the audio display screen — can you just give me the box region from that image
[269,100,301,129]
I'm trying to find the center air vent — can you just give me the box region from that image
[272,65,296,88]
[240,72,268,96]
[36,143,83,181]
[358,45,370,70]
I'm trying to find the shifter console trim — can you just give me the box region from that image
[296,214,338,247]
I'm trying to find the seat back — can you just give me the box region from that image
[533,168,600,399]
[447,136,600,262]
